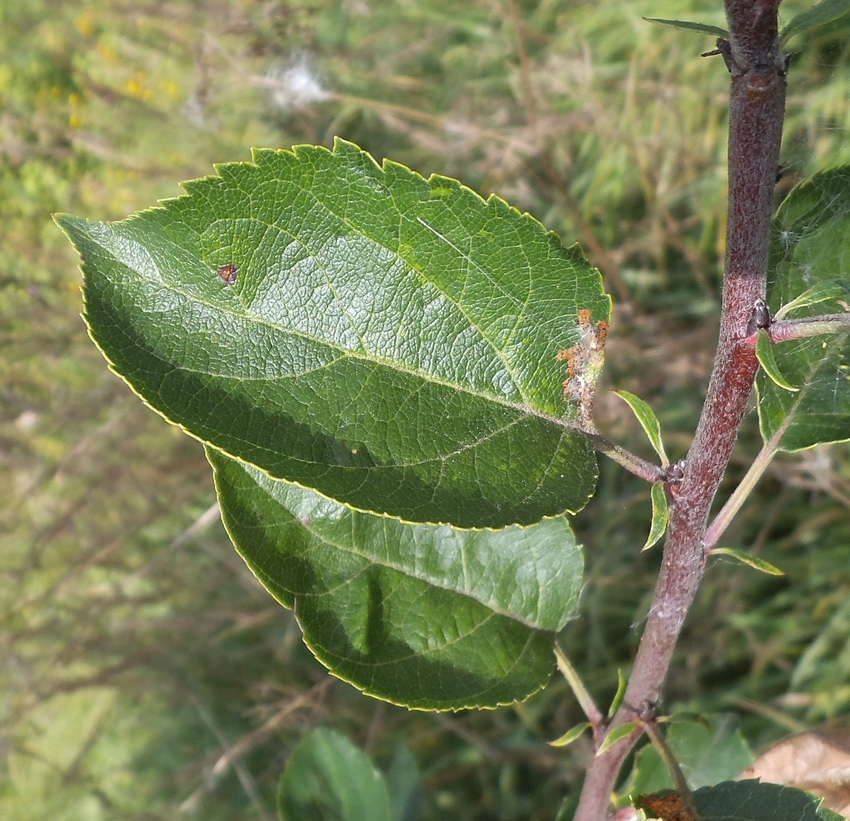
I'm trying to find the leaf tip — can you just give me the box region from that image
[548,722,592,748]
[53,212,97,251]
[711,547,784,576]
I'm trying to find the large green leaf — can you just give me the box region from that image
[277,728,393,821]
[757,167,850,451]
[692,780,845,820]
[55,139,609,528]
[208,448,583,709]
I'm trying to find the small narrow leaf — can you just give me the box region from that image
[774,282,848,321]
[608,669,627,720]
[209,447,584,710]
[614,390,669,466]
[549,722,592,748]
[55,139,611,529]
[597,722,640,756]
[781,0,850,44]
[642,482,669,552]
[643,17,729,37]
[758,166,850,451]
[277,728,393,821]
[712,547,784,576]
[756,329,800,392]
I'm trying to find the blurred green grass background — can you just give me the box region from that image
[3,1,850,818]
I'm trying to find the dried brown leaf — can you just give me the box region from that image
[740,730,850,818]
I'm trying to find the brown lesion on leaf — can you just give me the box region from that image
[557,308,608,426]
[633,791,697,821]
[217,263,239,286]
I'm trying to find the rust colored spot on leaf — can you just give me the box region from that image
[558,309,608,423]
[634,791,696,821]
[217,263,238,286]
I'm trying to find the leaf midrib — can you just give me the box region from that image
[94,232,584,435]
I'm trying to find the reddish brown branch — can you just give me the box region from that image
[573,2,787,817]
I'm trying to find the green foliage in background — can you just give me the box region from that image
[758,166,850,450]
[5,1,850,819]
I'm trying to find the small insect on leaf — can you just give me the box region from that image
[217,263,238,286]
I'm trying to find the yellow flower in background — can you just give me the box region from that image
[96,42,117,65]
[74,12,95,37]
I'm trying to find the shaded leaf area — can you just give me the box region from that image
[277,729,394,821]
[758,167,850,451]
[692,780,845,820]
[209,448,583,709]
[57,139,610,528]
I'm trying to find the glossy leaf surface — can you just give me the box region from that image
[209,448,583,709]
[56,140,610,528]
[758,167,850,451]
